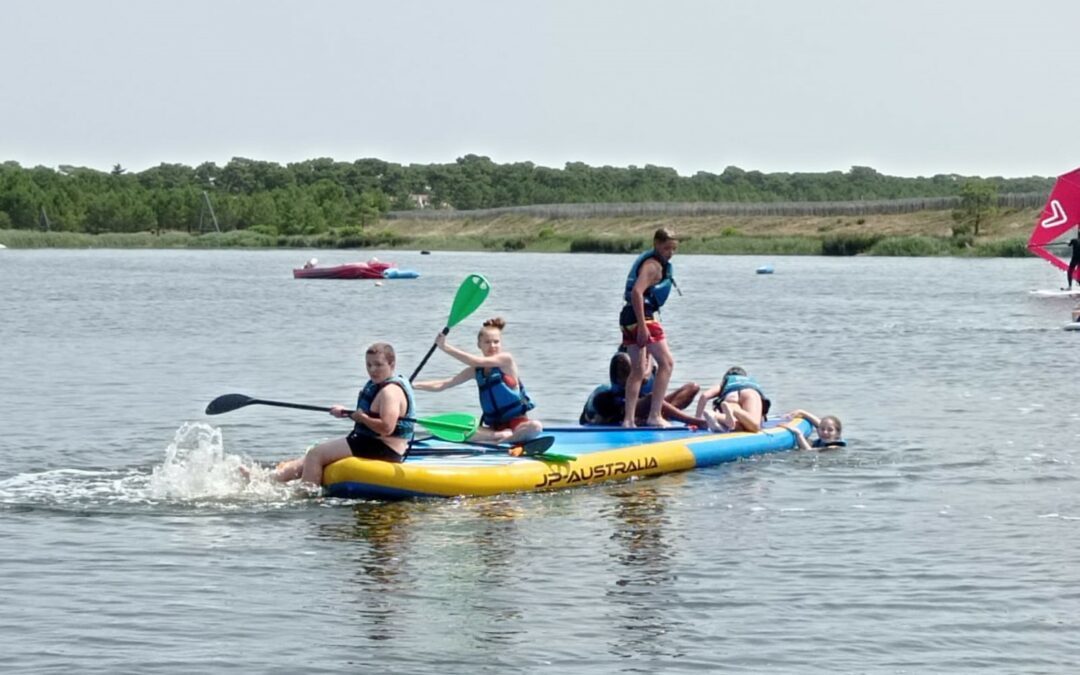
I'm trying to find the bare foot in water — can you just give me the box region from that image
[621,419,637,428]
[645,417,671,428]
[273,458,303,483]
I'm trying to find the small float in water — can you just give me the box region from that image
[756,264,774,275]
[293,258,397,280]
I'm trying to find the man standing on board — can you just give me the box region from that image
[1068,227,1080,290]
[619,228,678,427]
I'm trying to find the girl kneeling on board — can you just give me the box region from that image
[415,317,543,445]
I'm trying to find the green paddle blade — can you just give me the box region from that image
[415,412,478,443]
[408,274,492,383]
[446,274,490,328]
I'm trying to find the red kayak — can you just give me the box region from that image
[292,259,394,279]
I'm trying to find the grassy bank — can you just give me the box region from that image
[0,205,1038,257]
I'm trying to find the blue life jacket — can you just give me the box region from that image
[580,356,657,425]
[351,375,416,439]
[623,250,675,315]
[714,374,772,419]
[475,366,535,427]
[580,384,623,425]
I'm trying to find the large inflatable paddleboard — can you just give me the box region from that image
[322,419,813,500]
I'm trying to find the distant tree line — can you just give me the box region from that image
[0,156,1054,234]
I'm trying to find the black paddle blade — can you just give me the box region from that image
[205,393,255,415]
[519,436,556,456]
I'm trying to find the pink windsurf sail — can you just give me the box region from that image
[1029,167,1080,281]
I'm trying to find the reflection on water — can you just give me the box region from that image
[601,482,682,665]
[467,498,526,583]
[314,497,534,647]
[316,502,416,642]
[464,498,530,649]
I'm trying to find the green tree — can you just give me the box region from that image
[241,192,279,232]
[952,180,997,237]
[355,190,386,227]
[84,191,155,233]
[0,166,44,228]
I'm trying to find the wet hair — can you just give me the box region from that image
[819,415,842,434]
[366,342,396,366]
[654,227,677,243]
[609,352,632,386]
[478,316,506,338]
[720,366,747,390]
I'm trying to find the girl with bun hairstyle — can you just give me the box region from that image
[414,317,543,444]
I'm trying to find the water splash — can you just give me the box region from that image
[0,422,299,512]
[146,422,277,500]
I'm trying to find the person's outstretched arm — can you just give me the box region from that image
[787,408,821,429]
[695,384,721,418]
[435,333,512,371]
[414,366,473,392]
[781,422,813,450]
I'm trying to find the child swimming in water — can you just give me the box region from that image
[782,409,845,450]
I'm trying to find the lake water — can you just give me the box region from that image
[1,248,1079,673]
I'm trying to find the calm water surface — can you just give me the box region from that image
[1,249,1079,673]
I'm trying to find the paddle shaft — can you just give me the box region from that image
[410,445,512,456]
[245,399,334,413]
[408,446,575,461]
[408,326,448,383]
[235,398,457,429]
[411,434,554,453]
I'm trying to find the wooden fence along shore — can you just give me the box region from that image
[384,192,1047,220]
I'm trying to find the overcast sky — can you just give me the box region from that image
[2,0,1076,178]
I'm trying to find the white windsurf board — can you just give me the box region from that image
[1029,288,1080,298]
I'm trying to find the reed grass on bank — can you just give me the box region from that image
[0,228,1035,258]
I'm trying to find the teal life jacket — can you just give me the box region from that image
[714,375,771,419]
[614,370,655,397]
[351,375,416,439]
[640,370,655,398]
[475,367,535,427]
[623,250,675,315]
[812,438,847,449]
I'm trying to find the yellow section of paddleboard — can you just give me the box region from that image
[322,436,700,498]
